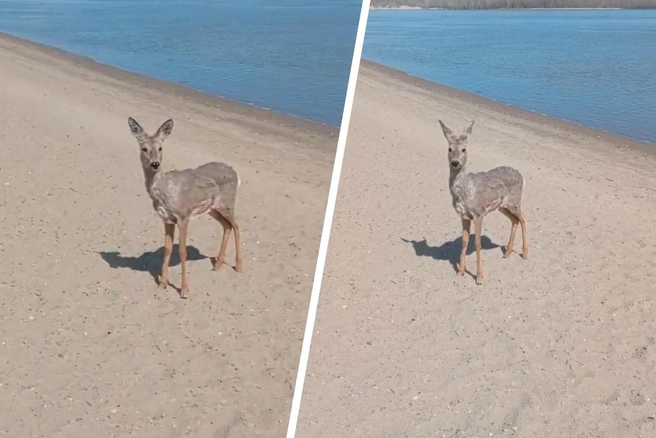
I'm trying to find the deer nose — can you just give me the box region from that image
[150,161,160,170]
[451,160,460,167]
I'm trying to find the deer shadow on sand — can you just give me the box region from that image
[401,236,502,279]
[99,245,209,290]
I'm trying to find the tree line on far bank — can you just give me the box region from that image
[371,0,656,9]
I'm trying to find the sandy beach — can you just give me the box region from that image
[296,61,656,437]
[0,33,336,437]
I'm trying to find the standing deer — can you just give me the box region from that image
[438,119,528,285]
[127,117,242,299]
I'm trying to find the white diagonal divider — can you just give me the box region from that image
[285,1,372,436]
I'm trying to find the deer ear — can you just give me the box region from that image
[438,120,453,141]
[155,119,174,141]
[127,117,147,141]
[464,120,475,135]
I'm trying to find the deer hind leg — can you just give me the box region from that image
[230,219,243,273]
[507,206,529,260]
[499,207,519,259]
[474,217,484,285]
[209,210,232,271]
[178,219,190,299]
[159,223,175,289]
[218,207,243,273]
[519,211,529,259]
[457,219,471,277]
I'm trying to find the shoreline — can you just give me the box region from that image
[0,31,340,142]
[0,28,336,437]
[361,59,656,155]
[299,33,656,438]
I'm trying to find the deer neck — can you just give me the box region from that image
[142,165,162,198]
[449,163,467,194]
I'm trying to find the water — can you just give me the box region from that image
[0,0,362,126]
[365,10,656,144]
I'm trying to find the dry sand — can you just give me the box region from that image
[296,61,656,437]
[0,33,337,437]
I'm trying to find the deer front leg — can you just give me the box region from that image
[457,219,471,276]
[474,217,484,285]
[178,219,190,299]
[159,223,175,289]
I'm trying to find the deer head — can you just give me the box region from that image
[439,119,475,171]
[127,117,174,172]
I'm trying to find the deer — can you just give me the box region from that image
[127,117,242,299]
[438,119,528,285]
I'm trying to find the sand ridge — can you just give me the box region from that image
[296,61,656,437]
[0,34,335,437]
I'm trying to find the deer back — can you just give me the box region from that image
[453,166,524,218]
[152,162,239,223]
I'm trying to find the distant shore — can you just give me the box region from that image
[370,6,624,9]
[369,0,655,10]
[361,60,655,151]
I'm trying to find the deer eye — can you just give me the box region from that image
[158,147,162,151]
[461,148,466,152]
[448,148,453,153]
[141,148,147,152]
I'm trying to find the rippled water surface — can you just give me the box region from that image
[0,0,362,126]
[365,10,656,144]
